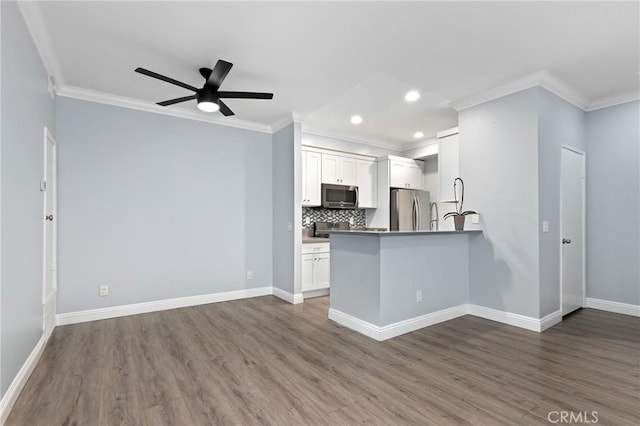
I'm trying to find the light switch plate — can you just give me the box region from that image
[471,214,479,224]
[542,221,549,233]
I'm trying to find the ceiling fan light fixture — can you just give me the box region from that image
[405,90,420,102]
[350,115,363,125]
[197,101,220,112]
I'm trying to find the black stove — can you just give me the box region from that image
[313,221,350,238]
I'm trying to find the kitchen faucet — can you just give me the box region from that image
[430,202,439,231]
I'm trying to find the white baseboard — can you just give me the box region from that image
[540,309,563,331]
[585,298,640,317]
[302,288,330,299]
[467,304,545,332]
[0,332,51,424]
[56,286,273,326]
[328,305,468,341]
[272,287,304,304]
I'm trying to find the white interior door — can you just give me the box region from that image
[561,146,585,315]
[43,128,57,335]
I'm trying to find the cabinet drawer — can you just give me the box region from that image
[302,243,330,254]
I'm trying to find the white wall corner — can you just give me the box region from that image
[451,70,590,112]
[272,287,304,304]
[0,333,50,424]
[585,298,640,317]
[17,0,66,87]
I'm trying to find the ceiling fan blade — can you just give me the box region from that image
[135,67,198,92]
[208,60,233,87]
[199,68,212,80]
[217,100,234,116]
[217,91,274,100]
[157,95,197,106]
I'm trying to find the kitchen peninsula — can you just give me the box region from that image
[327,229,482,341]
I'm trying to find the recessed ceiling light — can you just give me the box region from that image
[404,91,420,102]
[414,131,425,139]
[350,115,363,125]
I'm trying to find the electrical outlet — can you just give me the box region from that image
[287,222,293,231]
[305,217,310,226]
[472,214,480,224]
[542,221,549,233]
[246,270,253,280]
[416,290,422,302]
[349,217,354,226]
[99,284,109,297]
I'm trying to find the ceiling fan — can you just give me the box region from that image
[134,59,273,116]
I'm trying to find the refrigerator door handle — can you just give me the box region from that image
[412,196,417,230]
[415,196,421,230]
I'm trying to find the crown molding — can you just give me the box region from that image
[587,91,640,111]
[301,127,402,151]
[18,0,65,87]
[56,85,272,133]
[451,70,590,112]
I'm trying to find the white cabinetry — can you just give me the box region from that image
[389,157,424,190]
[321,154,356,186]
[301,243,330,292]
[302,150,321,206]
[356,159,377,208]
[438,131,459,202]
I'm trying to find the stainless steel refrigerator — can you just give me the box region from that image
[390,189,431,231]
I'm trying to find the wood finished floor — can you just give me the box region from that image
[7,296,640,425]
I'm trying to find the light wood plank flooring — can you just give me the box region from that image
[7,296,640,425]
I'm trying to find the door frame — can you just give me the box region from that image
[42,127,57,336]
[559,144,586,314]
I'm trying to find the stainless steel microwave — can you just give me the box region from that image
[321,184,359,209]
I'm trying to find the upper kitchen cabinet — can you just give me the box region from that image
[389,156,424,190]
[302,150,321,206]
[437,128,459,202]
[356,159,377,208]
[321,154,356,186]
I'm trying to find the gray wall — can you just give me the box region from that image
[585,101,640,305]
[272,124,295,294]
[379,233,469,325]
[55,97,272,313]
[1,1,56,396]
[537,88,586,316]
[459,88,541,318]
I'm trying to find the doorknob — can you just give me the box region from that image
[45,214,54,221]
[562,238,571,244]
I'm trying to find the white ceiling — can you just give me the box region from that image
[32,1,639,146]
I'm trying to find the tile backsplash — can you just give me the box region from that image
[302,207,366,230]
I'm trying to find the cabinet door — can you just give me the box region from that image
[356,159,377,208]
[438,134,459,201]
[407,162,424,190]
[302,151,321,206]
[301,254,315,291]
[321,154,340,184]
[338,157,357,186]
[389,160,408,188]
[315,253,331,289]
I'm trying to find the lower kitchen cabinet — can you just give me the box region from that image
[302,243,330,292]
